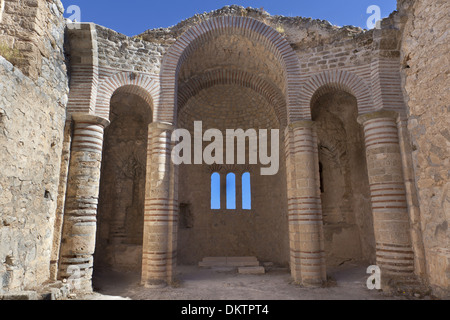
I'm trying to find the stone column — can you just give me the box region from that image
[141,122,178,288]
[58,114,110,292]
[285,121,326,287]
[358,110,415,280]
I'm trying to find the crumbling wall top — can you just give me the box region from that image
[136,5,368,46]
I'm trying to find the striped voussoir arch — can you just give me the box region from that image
[95,72,160,120]
[158,15,302,124]
[299,70,374,117]
[177,69,287,126]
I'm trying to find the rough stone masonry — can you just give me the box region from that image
[0,0,448,299]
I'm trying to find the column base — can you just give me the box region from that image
[142,279,168,289]
[301,278,326,288]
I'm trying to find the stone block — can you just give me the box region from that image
[0,291,39,300]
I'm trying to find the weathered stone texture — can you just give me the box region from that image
[0,0,69,293]
[0,0,67,80]
[96,25,165,75]
[296,34,374,75]
[399,0,450,297]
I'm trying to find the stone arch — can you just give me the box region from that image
[157,15,302,124]
[299,70,374,116]
[177,69,287,126]
[95,72,160,119]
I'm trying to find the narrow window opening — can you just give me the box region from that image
[226,173,236,210]
[242,172,251,210]
[211,172,221,210]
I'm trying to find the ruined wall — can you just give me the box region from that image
[398,0,450,297]
[96,25,165,76]
[290,24,373,80]
[0,0,68,292]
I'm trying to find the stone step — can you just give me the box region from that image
[199,257,259,267]
[238,266,266,275]
[0,291,39,300]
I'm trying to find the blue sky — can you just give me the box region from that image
[60,0,397,37]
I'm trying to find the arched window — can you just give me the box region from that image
[226,173,236,210]
[242,172,251,210]
[211,173,221,210]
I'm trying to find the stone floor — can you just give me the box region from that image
[79,262,431,300]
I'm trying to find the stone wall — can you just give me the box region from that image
[96,25,165,75]
[177,84,289,265]
[295,32,374,76]
[398,0,450,297]
[0,0,66,80]
[0,0,68,293]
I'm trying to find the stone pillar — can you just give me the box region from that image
[285,120,326,287]
[358,110,415,280]
[58,114,110,292]
[141,122,178,288]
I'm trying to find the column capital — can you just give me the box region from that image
[148,121,175,132]
[288,120,315,130]
[357,110,399,125]
[70,113,110,128]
